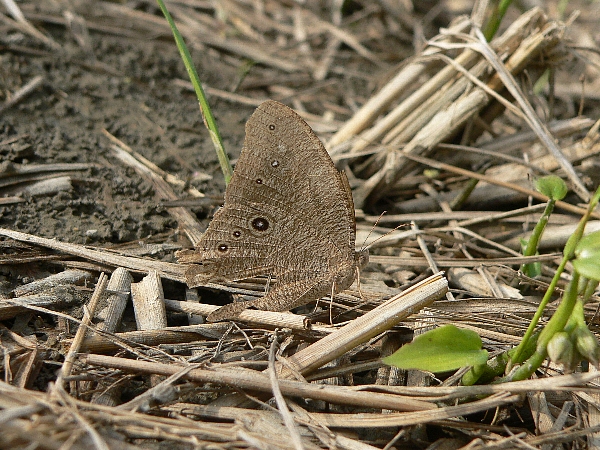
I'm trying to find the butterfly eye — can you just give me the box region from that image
[271,160,279,168]
[251,217,269,232]
[256,178,263,184]
[218,243,229,252]
[268,124,275,131]
[232,230,241,238]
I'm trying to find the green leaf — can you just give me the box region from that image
[382,325,488,373]
[576,230,600,254]
[535,175,568,200]
[573,230,600,281]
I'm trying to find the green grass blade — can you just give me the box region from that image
[156,0,234,184]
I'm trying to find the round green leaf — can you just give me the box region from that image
[535,175,567,200]
[382,325,488,373]
[573,230,600,281]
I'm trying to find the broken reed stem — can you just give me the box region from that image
[163,298,332,332]
[327,17,473,148]
[98,268,132,334]
[131,271,167,330]
[0,227,187,282]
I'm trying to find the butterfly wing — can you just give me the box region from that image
[178,101,359,317]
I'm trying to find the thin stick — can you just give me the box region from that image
[84,354,436,412]
[399,152,597,219]
[268,335,304,450]
[0,75,44,115]
[55,273,109,388]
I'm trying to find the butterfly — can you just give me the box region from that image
[176,100,368,322]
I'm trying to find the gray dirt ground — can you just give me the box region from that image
[1,30,252,247]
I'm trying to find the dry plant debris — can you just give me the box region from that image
[1,0,600,448]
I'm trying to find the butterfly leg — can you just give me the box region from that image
[327,281,337,324]
[310,280,336,324]
[265,274,273,293]
[355,266,364,299]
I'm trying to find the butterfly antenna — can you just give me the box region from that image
[361,214,410,250]
[359,211,385,253]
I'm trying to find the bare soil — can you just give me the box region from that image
[2,28,247,244]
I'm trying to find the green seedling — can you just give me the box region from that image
[382,325,488,373]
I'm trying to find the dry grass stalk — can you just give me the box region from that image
[331,8,545,151]
[391,152,595,217]
[0,74,44,114]
[0,227,187,282]
[12,269,91,297]
[88,268,132,405]
[0,0,59,49]
[0,162,93,201]
[168,391,518,429]
[327,16,473,148]
[0,291,79,321]
[0,380,240,448]
[95,268,132,334]
[70,325,223,354]
[483,118,600,197]
[84,353,436,412]
[56,273,109,389]
[164,298,333,332]
[110,143,205,246]
[346,9,574,207]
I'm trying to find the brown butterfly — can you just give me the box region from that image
[176,100,368,322]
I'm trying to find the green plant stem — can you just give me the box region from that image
[462,330,539,385]
[511,254,569,364]
[581,277,600,302]
[522,200,554,258]
[502,350,546,383]
[520,199,555,277]
[506,271,580,382]
[536,272,580,350]
[511,185,600,364]
[155,0,233,184]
